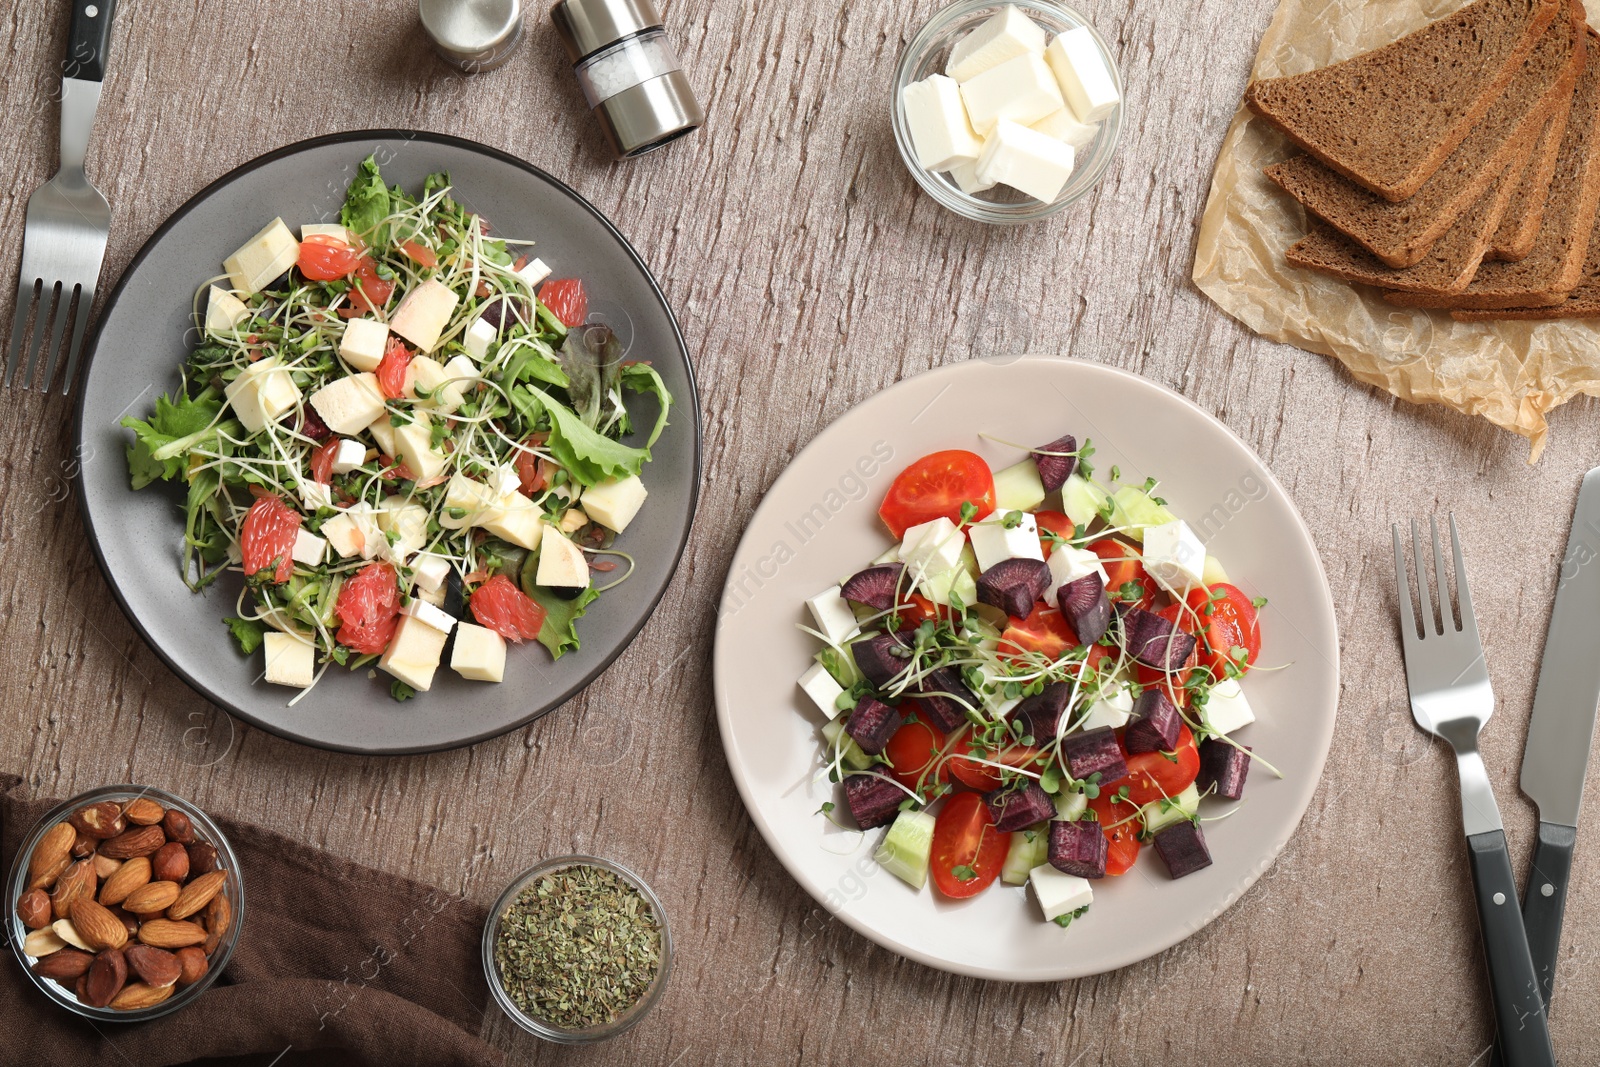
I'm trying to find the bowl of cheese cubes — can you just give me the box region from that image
[893,1,1123,223]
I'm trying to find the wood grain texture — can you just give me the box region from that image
[3,0,1600,1062]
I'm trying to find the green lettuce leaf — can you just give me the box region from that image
[340,155,391,246]
[620,362,672,448]
[517,386,650,487]
[121,389,225,489]
[526,584,600,659]
[223,616,266,655]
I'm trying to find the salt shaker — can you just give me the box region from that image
[419,0,526,73]
[550,0,705,158]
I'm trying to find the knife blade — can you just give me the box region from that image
[1518,465,1600,1008]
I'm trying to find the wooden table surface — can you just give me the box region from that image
[4,0,1600,1062]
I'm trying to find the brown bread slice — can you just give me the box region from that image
[1388,32,1600,309]
[1264,6,1583,268]
[1489,97,1575,260]
[1246,0,1560,201]
[1454,207,1600,316]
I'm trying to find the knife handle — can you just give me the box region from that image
[1524,822,1577,1006]
[66,0,117,83]
[1468,829,1556,1067]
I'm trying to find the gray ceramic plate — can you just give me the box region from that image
[75,131,700,755]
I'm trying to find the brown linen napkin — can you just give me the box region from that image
[0,775,503,1067]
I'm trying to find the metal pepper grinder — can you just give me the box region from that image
[419,0,526,73]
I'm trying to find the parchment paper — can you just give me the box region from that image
[1194,0,1600,461]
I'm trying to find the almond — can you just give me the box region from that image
[100,825,165,859]
[161,809,196,845]
[23,928,68,957]
[69,898,128,951]
[50,858,97,921]
[98,855,151,907]
[108,906,139,938]
[110,981,175,1010]
[151,841,189,884]
[121,798,166,826]
[203,891,232,954]
[27,822,76,889]
[92,853,123,880]
[174,946,209,988]
[123,944,183,988]
[187,842,220,877]
[122,881,180,916]
[136,919,207,949]
[167,870,226,921]
[69,801,126,840]
[31,946,94,981]
[81,948,127,1008]
[52,919,93,951]
[16,888,52,930]
[71,830,97,858]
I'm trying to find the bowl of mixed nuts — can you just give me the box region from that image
[6,785,243,1020]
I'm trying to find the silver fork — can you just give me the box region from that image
[4,0,117,395]
[1393,516,1555,1067]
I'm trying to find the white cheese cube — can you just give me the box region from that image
[411,552,452,593]
[948,158,997,195]
[391,414,448,483]
[321,503,384,560]
[310,373,386,435]
[402,596,457,633]
[367,415,398,458]
[1142,520,1206,594]
[1048,543,1107,591]
[960,54,1064,136]
[946,4,1048,82]
[517,257,552,288]
[388,278,459,353]
[262,632,316,689]
[205,286,251,333]
[438,356,479,410]
[463,317,497,361]
[580,475,648,533]
[1045,28,1120,122]
[300,223,356,244]
[536,524,590,588]
[416,583,447,607]
[223,357,302,434]
[451,622,507,682]
[798,661,845,717]
[901,74,984,171]
[490,464,523,500]
[481,495,546,550]
[1029,863,1094,922]
[1031,107,1099,150]
[223,218,299,295]
[291,528,327,566]
[439,473,501,530]
[1079,683,1133,731]
[806,587,861,645]
[299,480,332,514]
[339,318,389,372]
[968,512,1044,573]
[329,438,367,475]
[378,613,450,691]
[976,120,1076,203]
[898,517,965,578]
[1202,679,1256,736]
[376,497,430,563]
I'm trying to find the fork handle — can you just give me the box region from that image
[67,0,117,83]
[1468,829,1556,1067]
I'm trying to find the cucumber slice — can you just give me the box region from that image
[993,460,1047,513]
[1061,474,1109,527]
[871,544,901,566]
[1001,823,1051,885]
[1109,486,1177,541]
[1139,782,1200,835]
[1202,554,1229,586]
[817,646,861,688]
[1052,788,1088,822]
[821,718,873,772]
[918,545,979,607]
[875,810,938,889]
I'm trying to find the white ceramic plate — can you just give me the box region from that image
[712,356,1339,981]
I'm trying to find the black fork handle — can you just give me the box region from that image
[66,0,117,83]
[1469,830,1556,1067]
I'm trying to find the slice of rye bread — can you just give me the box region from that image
[1454,209,1600,316]
[1263,6,1583,268]
[1489,91,1576,260]
[1245,0,1561,201]
[1286,144,1534,293]
[1388,32,1600,308]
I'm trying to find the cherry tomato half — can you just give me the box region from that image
[1085,791,1143,876]
[346,256,395,315]
[929,792,1010,899]
[1034,509,1074,559]
[947,733,1046,793]
[1111,723,1201,806]
[999,604,1111,674]
[878,450,995,539]
[1090,539,1155,610]
[297,235,360,281]
[883,710,949,791]
[1183,582,1262,677]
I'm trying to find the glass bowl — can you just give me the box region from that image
[483,855,672,1044]
[6,785,244,1022]
[892,0,1124,224]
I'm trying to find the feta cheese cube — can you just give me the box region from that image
[299,480,332,514]
[391,414,448,483]
[322,503,384,560]
[798,661,845,717]
[901,74,984,171]
[411,552,452,593]
[516,257,552,288]
[806,587,861,645]
[580,475,648,533]
[968,512,1044,572]
[205,286,251,333]
[402,596,457,633]
[1048,543,1107,591]
[1029,863,1093,922]
[309,373,386,435]
[291,529,327,567]
[387,278,459,353]
[1079,683,1133,730]
[490,464,523,499]
[223,357,301,434]
[898,517,965,579]
[1202,679,1256,736]
[948,157,997,195]
[339,318,389,372]
[1031,107,1099,149]
[481,495,545,550]
[438,356,479,410]
[975,119,1076,202]
[329,438,367,475]
[223,218,299,295]
[463,317,497,361]
[1142,520,1206,594]
[1045,28,1120,122]
[536,524,590,588]
[945,4,1048,82]
[451,622,507,682]
[262,632,316,688]
[378,613,450,692]
[960,53,1064,136]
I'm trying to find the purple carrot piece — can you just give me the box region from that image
[845,697,901,756]
[851,631,914,688]
[478,295,527,331]
[911,666,976,733]
[1122,607,1198,671]
[1057,573,1111,646]
[1152,820,1213,879]
[1059,726,1127,784]
[976,558,1053,619]
[1197,739,1252,800]
[1049,819,1108,879]
[1031,434,1078,493]
[983,782,1055,833]
[1015,682,1072,742]
[1124,689,1182,754]
[842,774,903,831]
[840,564,906,612]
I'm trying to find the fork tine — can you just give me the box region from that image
[1430,515,1457,632]
[1411,518,1435,636]
[18,282,60,390]
[5,279,39,388]
[58,288,94,396]
[37,284,75,393]
[1448,513,1479,639]
[1393,523,1418,641]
